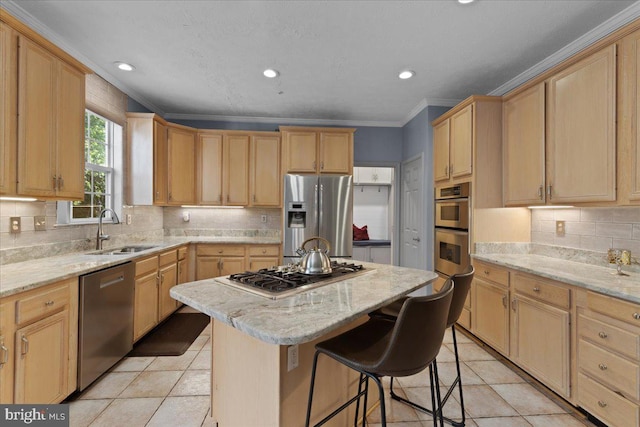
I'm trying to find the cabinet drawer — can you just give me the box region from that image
[578,373,640,427]
[136,256,158,277]
[587,291,640,326]
[474,261,509,287]
[579,339,639,400]
[248,245,279,257]
[158,250,177,267]
[15,284,68,326]
[197,245,246,257]
[579,313,640,360]
[513,274,570,309]
[178,246,188,260]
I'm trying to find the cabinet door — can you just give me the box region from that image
[178,258,188,285]
[198,132,223,205]
[511,294,570,397]
[133,272,159,342]
[285,131,317,173]
[248,257,279,271]
[547,45,616,203]
[450,105,473,179]
[319,131,351,174]
[196,256,219,281]
[251,134,281,207]
[473,278,509,355]
[0,299,15,404]
[14,310,69,404]
[503,83,546,206]
[370,247,391,264]
[55,61,85,199]
[352,247,368,262]
[167,127,196,205]
[158,263,178,321]
[224,134,250,205]
[17,36,56,197]
[629,29,640,201]
[219,256,246,276]
[0,22,17,195]
[433,119,450,182]
[153,120,168,205]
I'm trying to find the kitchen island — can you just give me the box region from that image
[171,261,437,427]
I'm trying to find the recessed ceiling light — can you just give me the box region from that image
[458,0,475,4]
[398,70,415,80]
[263,69,279,78]
[114,61,135,71]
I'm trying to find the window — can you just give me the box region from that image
[57,110,123,224]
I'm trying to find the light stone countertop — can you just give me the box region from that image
[473,253,640,304]
[170,262,438,345]
[0,236,281,297]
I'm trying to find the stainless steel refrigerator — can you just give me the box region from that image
[283,174,353,263]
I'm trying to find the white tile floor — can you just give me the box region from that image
[67,317,596,427]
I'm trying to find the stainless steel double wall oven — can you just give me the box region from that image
[434,182,470,277]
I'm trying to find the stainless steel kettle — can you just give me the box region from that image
[296,236,332,275]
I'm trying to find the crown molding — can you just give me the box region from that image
[489,1,640,96]
[401,98,460,126]
[164,113,403,128]
[1,1,166,116]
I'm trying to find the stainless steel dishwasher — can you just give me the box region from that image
[78,262,135,390]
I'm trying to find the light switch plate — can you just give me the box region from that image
[34,216,46,231]
[556,220,565,236]
[10,217,20,234]
[287,344,299,371]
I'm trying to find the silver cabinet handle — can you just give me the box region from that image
[52,175,58,190]
[547,185,553,200]
[58,176,64,189]
[633,312,640,320]
[484,270,490,275]
[533,287,540,293]
[444,165,448,176]
[312,161,316,170]
[450,163,454,174]
[502,295,507,308]
[598,363,607,371]
[598,401,607,408]
[44,300,54,306]
[511,298,517,311]
[21,336,29,355]
[598,331,608,339]
[538,185,543,200]
[320,161,324,170]
[0,342,8,366]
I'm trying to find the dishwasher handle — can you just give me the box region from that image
[100,274,125,289]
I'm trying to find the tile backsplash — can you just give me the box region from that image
[163,207,281,233]
[531,206,640,254]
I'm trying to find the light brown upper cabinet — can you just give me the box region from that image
[250,133,281,207]
[0,22,17,195]
[620,28,640,203]
[167,124,196,205]
[280,126,354,175]
[503,83,546,206]
[434,105,474,183]
[1,14,90,200]
[433,120,450,182]
[224,133,250,206]
[197,131,223,205]
[546,45,617,203]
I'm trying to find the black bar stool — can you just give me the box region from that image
[370,265,475,426]
[305,280,454,427]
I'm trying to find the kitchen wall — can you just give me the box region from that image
[0,200,163,264]
[353,185,391,240]
[531,206,640,254]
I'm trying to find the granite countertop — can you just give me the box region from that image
[473,253,640,304]
[0,236,281,298]
[170,262,438,345]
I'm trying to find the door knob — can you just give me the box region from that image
[412,237,420,242]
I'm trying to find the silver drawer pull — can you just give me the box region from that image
[598,363,607,371]
[0,343,8,365]
[484,270,490,275]
[44,300,54,306]
[598,331,608,339]
[597,400,607,408]
[533,287,540,292]
[21,336,29,355]
[633,313,640,320]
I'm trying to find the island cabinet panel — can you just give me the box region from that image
[0,22,17,195]
[167,125,196,205]
[211,318,367,427]
[503,83,546,206]
[546,44,617,203]
[0,277,77,404]
[576,289,640,424]
[433,119,450,182]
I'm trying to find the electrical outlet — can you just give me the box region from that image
[126,214,132,225]
[34,216,46,231]
[287,344,299,371]
[556,220,565,236]
[183,211,190,222]
[261,215,267,223]
[9,217,20,234]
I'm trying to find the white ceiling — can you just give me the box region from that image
[4,0,639,126]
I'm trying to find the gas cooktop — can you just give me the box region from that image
[216,261,369,299]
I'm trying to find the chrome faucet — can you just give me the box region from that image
[96,208,120,250]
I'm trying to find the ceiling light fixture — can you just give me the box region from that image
[398,70,415,80]
[458,0,475,4]
[263,69,279,78]
[114,61,135,71]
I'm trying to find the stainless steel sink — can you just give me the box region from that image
[87,245,158,255]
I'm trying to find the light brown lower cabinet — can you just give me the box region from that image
[0,277,77,404]
[472,275,510,356]
[196,244,281,280]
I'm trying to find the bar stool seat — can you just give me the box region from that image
[369,265,475,427]
[305,280,454,427]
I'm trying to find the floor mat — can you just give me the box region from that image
[127,312,210,357]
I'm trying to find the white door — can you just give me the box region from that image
[401,155,424,269]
